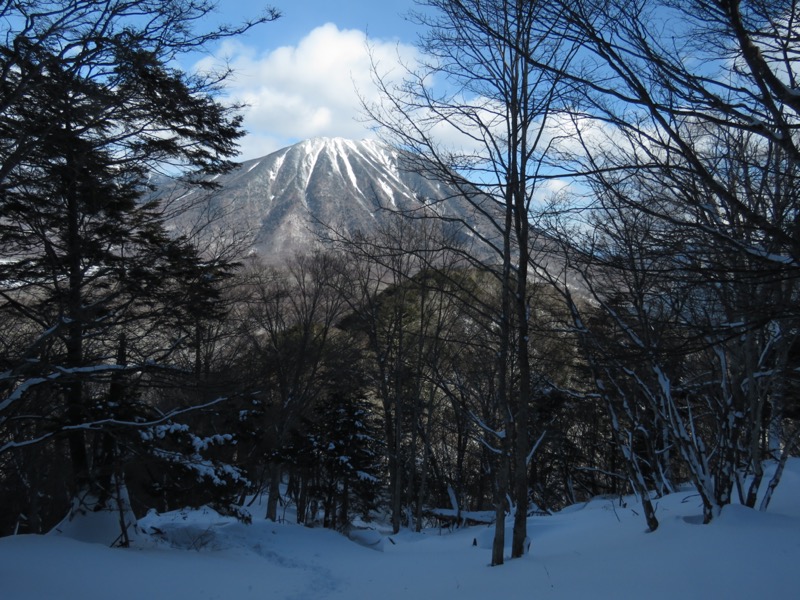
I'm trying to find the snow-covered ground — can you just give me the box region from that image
[3,461,800,599]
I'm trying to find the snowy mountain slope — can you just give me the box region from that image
[2,459,799,599]
[165,137,482,261]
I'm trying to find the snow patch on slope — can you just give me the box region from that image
[333,138,362,192]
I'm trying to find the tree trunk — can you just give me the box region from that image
[492,442,510,566]
[266,462,282,521]
[296,471,309,524]
[65,153,90,498]
[512,234,531,558]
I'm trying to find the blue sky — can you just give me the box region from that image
[195,0,422,160]
[215,0,419,48]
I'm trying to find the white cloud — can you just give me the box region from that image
[195,24,421,160]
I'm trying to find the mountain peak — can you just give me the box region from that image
[172,138,471,262]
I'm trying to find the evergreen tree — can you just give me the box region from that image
[0,0,278,534]
[309,387,382,530]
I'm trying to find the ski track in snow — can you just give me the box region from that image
[256,549,339,600]
[229,529,342,599]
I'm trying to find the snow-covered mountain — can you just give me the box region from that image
[165,137,480,261]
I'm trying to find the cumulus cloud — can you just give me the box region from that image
[195,24,420,160]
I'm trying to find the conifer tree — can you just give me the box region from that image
[0,0,278,532]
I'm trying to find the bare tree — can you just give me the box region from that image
[456,0,800,521]
[364,0,577,563]
[333,216,468,533]
[238,251,350,522]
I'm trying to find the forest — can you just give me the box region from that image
[0,0,798,570]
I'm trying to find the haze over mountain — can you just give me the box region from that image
[166,137,485,261]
